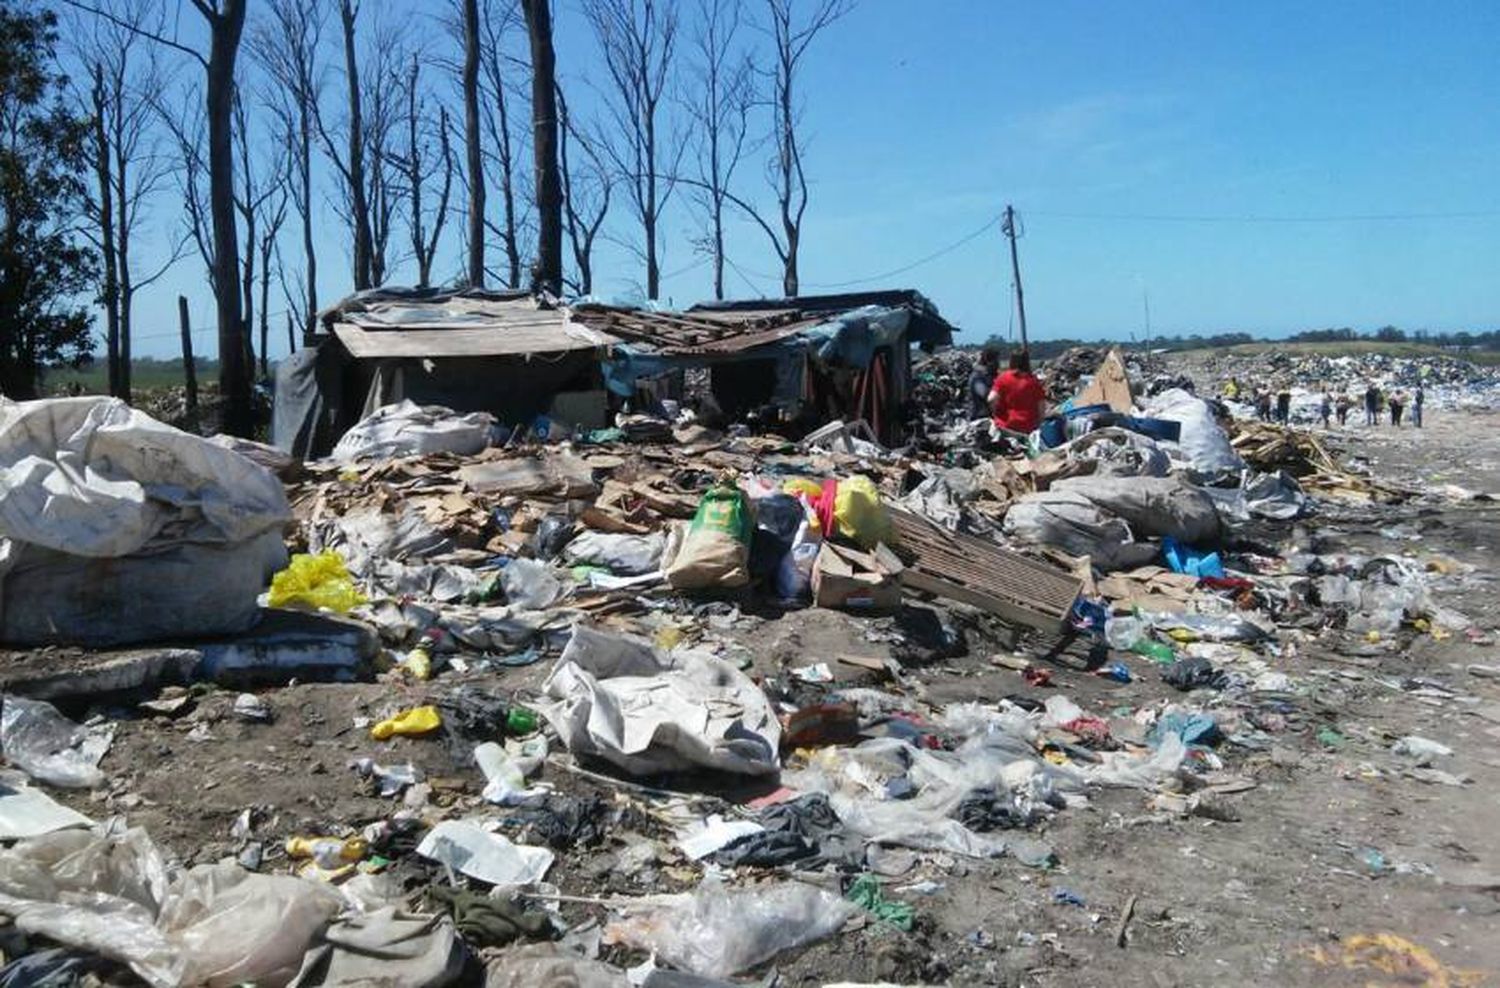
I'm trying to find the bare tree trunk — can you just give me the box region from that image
[89,65,122,398]
[461,0,484,287]
[523,0,561,296]
[202,0,251,437]
[339,0,373,290]
[300,94,317,334]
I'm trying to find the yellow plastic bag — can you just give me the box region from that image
[832,475,892,549]
[267,551,368,613]
[781,477,823,500]
[370,705,442,740]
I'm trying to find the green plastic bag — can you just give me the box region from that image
[267,551,368,613]
[665,486,752,589]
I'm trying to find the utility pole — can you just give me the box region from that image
[178,295,199,433]
[1002,204,1028,352]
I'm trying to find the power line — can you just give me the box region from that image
[1027,208,1500,224]
[802,214,1004,290]
[125,308,293,342]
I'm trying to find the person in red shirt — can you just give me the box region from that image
[989,350,1046,434]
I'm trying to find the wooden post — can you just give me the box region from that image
[179,295,199,430]
[285,311,296,357]
[1003,204,1029,352]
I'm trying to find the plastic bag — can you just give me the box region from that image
[561,532,664,576]
[603,878,856,978]
[500,558,563,610]
[832,475,891,549]
[665,487,752,590]
[267,551,368,613]
[0,697,110,789]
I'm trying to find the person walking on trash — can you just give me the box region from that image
[988,350,1047,436]
[1389,389,1405,427]
[1319,392,1333,428]
[1335,392,1351,426]
[1413,384,1425,428]
[1275,385,1292,425]
[1364,382,1381,426]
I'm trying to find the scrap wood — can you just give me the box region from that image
[889,509,1083,631]
[1072,348,1135,414]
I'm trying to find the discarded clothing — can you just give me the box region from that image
[951,787,1031,832]
[506,793,610,849]
[291,907,467,987]
[1162,657,1225,691]
[845,874,915,931]
[426,887,554,949]
[713,830,820,868]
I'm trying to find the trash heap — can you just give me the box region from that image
[0,364,1487,986]
[1197,348,1500,416]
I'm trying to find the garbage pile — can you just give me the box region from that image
[1198,348,1500,416]
[0,365,1486,986]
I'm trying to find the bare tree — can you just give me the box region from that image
[398,56,454,287]
[584,0,683,300]
[361,19,404,286]
[521,0,561,295]
[460,0,484,287]
[231,93,288,376]
[251,0,324,341]
[70,2,183,402]
[557,85,611,296]
[682,0,752,300]
[478,0,525,288]
[758,0,853,296]
[197,0,252,435]
[56,1,251,432]
[314,0,374,291]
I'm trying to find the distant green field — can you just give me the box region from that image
[1182,340,1500,366]
[44,359,221,394]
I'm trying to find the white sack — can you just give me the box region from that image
[540,625,779,777]
[1051,474,1223,545]
[1139,389,1244,476]
[0,398,290,646]
[1002,490,1158,571]
[331,400,493,462]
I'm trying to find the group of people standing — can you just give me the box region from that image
[1232,377,1426,429]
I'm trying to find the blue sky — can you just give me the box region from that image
[101,0,1500,358]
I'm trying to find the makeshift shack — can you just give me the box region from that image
[274,289,620,458]
[276,287,955,457]
[573,290,955,444]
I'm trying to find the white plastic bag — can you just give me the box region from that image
[603,879,856,978]
[0,696,112,789]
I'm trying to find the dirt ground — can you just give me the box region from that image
[18,377,1500,987]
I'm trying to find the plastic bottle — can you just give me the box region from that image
[401,646,432,681]
[505,705,538,735]
[285,835,368,868]
[1129,639,1177,664]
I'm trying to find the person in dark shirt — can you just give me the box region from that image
[1364,383,1380,426]
[968,346,1000,420]
[1413,384,1425,428]
[1275,387,1292,425]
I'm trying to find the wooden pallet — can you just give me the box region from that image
[890,509,1083,632]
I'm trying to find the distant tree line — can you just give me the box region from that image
[978,327,1499,359]
[1289,325,1500,350]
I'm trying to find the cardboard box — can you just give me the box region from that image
[812,541,903,610]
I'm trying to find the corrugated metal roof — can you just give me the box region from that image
[327,294,619,358]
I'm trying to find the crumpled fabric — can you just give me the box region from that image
[291,907,467,987]
[539,625,780,777]
[425,887,553,949]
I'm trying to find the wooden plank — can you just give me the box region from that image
[333,322,613,359]
[902,568,1066,632]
